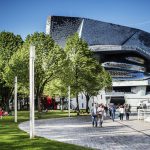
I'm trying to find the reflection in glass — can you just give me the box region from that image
[102,62,145,72]
[126,57,144,64]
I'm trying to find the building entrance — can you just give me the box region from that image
[110,97,125,105]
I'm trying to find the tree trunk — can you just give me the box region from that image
[35,87,42,112]
[85,94,90,113]
[61,97,65,111]
[75,65,80,115]
[76,93,80,115]
[2,87,13,112]
[4,97,9,112]
[38,95,42,112]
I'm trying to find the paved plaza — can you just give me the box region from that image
[19,114,150,150]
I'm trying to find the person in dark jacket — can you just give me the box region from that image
[111,105,116,121]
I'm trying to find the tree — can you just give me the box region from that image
[82,68,112,113]
[64,33,112,114]
[4,32,65,111]
[0,31,23,110]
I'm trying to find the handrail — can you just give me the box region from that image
[137,109,150,120]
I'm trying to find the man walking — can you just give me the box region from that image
[111,105,116,121]
[90,103,97,127]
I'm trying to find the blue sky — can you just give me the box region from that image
[0,0,150,39]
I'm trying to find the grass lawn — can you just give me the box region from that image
[0,110,92,150]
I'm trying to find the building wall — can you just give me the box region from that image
[71,90,106,110]
[47,16,150,109]
[71,93,86,110]
[131,86,146,96]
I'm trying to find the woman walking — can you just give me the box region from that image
[97,104,105,127]
[119,105,124,121]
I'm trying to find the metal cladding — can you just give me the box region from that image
[46,16,150,81]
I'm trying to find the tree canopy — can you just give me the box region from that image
[63,33,112,113]
[4,32,66,111]
[1,31,112,113]
[0,31,23,110]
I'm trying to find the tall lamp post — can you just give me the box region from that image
[29,45,35,139]
[14,76,17,122]
[68,86,71,117]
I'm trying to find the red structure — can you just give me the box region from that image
[45,96,57,110]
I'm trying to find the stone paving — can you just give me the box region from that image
[19,114,150,150]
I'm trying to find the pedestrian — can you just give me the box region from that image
[143,104,147,109]
[0,107,3,119]
[104,104,108,117]
[125,104,131,120]
[111,105,116,121]
[97,104,105,127]
[108,105,112,119]
[90,103,97,127]
[119,105,124,121]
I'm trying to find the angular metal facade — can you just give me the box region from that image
[46,16,150,82]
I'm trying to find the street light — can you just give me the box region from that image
[29,45,35,139]
[14,76,17,122]
[68,86,71,117]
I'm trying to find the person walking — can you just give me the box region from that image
[97,104,105,127]
[90,103,97,127]
[104,104,108,117]
[108,105,112,119]
[125,104,131,120]
[119,105,124,121]
[0,107,3,119]
[111,105,116,121]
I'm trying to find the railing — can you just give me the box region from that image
[105,92,125,96]
[137,109,150,121]
[105,91,136,96]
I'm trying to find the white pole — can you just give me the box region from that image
[14,76,17,122]
[29,45,35,139]
[68,86,70,117]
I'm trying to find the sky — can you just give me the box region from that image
[0,0,150,39]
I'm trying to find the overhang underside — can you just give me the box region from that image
[89,45,150,61]
[113,80,150,86]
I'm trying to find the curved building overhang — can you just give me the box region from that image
[90,45,150,60]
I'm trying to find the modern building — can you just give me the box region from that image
[46,16,150,109]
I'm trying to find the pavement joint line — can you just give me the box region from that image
[116,120,150,137]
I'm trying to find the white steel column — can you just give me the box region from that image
[68,86,71,117]
[14,76,17,123]
[29,45,35,139]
